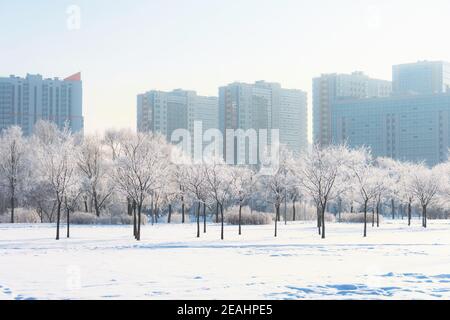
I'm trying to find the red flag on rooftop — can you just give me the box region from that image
[64,72,81,81]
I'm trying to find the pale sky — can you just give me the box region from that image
[1,0,450,140]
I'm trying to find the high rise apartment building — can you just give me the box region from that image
[219,81,308,163]
[313,72,392,146]
[0,73,83,135]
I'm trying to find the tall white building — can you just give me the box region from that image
[219,81,308,163]
[313,72,392,146]
[137,89,218,151]
[0,73,83,135]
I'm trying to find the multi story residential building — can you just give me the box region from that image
[137,89,218,153]
[313,72,392,146]
[219,81,307,164]
[393,60,450,95]
[0,73,83,135]
[331,93,450,166]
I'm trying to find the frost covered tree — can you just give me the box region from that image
[397,162,418,226]
[286,173,302,222]
[297,145,348,239]
[77,135,114,217]
[162,174,179,224]
[348,148,384,237]
[377,158,402,220]
[263,148,295,237]
[181,162,208,238]
[408,164,442,228]
[103,129,134,216]
[0,126,28,223]
[112,133,170,240]
[63,178,82,238]
[231,166,257,235]
[204,157,234,240]
[103,129,130,161]
[32,121,77,240]
[263,169,286,237]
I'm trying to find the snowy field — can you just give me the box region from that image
[1,220,450,300]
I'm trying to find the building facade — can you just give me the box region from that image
[137,89,218,151]
[313,72,392,146]
[0,73,83,135]
[393,60,450,95]
[219,81,308,163]
[331,94,450,166]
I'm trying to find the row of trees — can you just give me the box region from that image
[1,121,449,241]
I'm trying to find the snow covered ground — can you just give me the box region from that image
[1,220,450,300]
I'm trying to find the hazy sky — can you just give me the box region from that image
[1,0,450,138]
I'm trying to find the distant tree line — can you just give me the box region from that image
[1,121,449,240]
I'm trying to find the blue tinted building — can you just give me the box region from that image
[0,73,83,135]
[393,61,450,95]
[332,94,450,166]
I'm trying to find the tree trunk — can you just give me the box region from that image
[93,189,100,217]
[284,197,287,225]
[220,204,224,240]
[321,205,326,239]
[216,202,219,223]
[133,201,137,239]
[56,200,61,240]
[84,198,89,213]
[150,195,154,222]
[38,209,44,223]
[203,203,206,234]
[391,199,395,220]
[66,206,70,238]
[422,205,427,228]
[10,186,15,223]
[408,200,412,226]
[181,197,185,224]
[274,204,279,237]
[363,201,368,237]
[376,200,380,228]
[238,203,242,235]
[127,198,132,216]
[317,206,321,235]
[168,204,172,223]
[197,202,201,238]
[292,199,296,222]
[137,204,142,241]
[372,205,375,227]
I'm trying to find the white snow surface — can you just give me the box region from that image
[1,220,450,300]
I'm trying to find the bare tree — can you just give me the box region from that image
[349,148,384,237]
[397,162,417,226]
[204,158,234,240]
[263,169,286,238]
[231,166,257,235]
[0,126,28,223]
[297,145,348,239]
[181,162,208,238]
[32,121,76,240]
[77,135,114,217]
[112,133,170,240]
[409,164,442,228]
